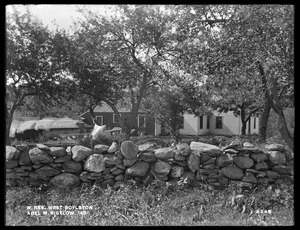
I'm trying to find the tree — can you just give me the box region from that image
[66,5,180,138]
[171,5,294,149]
[6,7,70,145]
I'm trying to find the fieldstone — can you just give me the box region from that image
[103,167,112,175]
[71,145,92,162]
[180,171,195,182]
[35,166,61,177]
[208,174,219,179]
[154,161,172,175]
[207,178,218,184]
[257,172,266,178]
[233,156,254,169]
[173,150,186,161]
[115,151,124,160]
[203,163,215,169]
[203,158,215,165]
[126,162,150,177]
[104,156,122,166]
[265,171,280,179]
[243,142,254,148]
[219,176,229,186]
[54,155,72,163]
[6,172,16,179]
[257,177,270,184]
[272,165,293,175]
[36,143,51,151]
[6,160,19,169]
[112,169,123,175]
[100,179,115,188]
[223,142,242,151]
[265,144,285,152]
[246,168,260,174]
[170,166,184,178]
[90,172,103,177]
[49,147,66,157]
[29,172,39,179]
[200,153,212,164]
[6,168,14,173]
[216,155,232,168]
[249,153,268,163]
[29,148,53,164]
[15,168,25,173]
[138,143,155,153]
[66,146,72,155]
[19,150,32,166]
[224,148,239,154]
[6,146,18,161]
[103,174,115,180]
[187,152,200,172]
[190,141,222,157]
[242,175,257,184]
[49,163,63,169]
[196,172,208,181]
[107,142,118,153]
[154,148,174,160]
[16,144,29,151]
[120,141,138,159]
[49,173,80,188]
[176,143,191,156]
[267,151,286,166]
[115,174,124,181]
[254,162,269,171]
[6,180,18,187]
[221,166,244,180]
[235,181,253,189]
[84,154,105,172]
[79,172,89,181]
[33,164,42,169]
[94,144,109,154]
[123,158,137,167]
[63,161,83,174]
[116,164,126,170]
[138,152,157,163]
[21,166,32,170]
[168,159,187,167]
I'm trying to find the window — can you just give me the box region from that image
[95,116,103,126]
[138,115,146,128]
[253,117,256,129]
[207,117,210,129]
[113,114,120,123]
[216,116,223,129]
[199,116,203,129]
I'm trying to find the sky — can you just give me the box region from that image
[6,4,112,32]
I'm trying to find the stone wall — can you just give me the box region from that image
[6,140,294,189]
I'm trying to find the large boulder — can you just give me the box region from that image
[29,148,53,164]
[49,173,80,188]
[249,153,268,163]
[216,155,232,168]
[267,151,286,166]
[63,161,83,174]
[233,156,254,169]
[190,141,222,157]
[272,165,293,175]
[187,152,200,173]
[170,166,184,178]
[221,166,244,180]
[6,146,18,161]
[84,154,105,172]
[154,161,172,175]
[94,144,109,154]
[121,141,139,159]
[71,145,92,162]
[49,147,66,157]
[19,150,32,166]
[154,148,174,160]
[125,162,150,177]
[265,144,285,152]
[35,166,61,177]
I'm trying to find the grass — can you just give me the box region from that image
[6,180,294,226]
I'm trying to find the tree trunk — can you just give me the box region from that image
[259,99,271,142]
[6,116,12,146]
[240,105,246,135]
[276,110,294,152]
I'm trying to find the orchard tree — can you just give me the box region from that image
[66,5,181,138]
[6,7,71,145]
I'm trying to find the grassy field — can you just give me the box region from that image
[6,179,294,226]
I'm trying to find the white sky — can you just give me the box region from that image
[6,4,113,32]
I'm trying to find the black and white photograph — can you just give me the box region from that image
[5,4,294,226]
